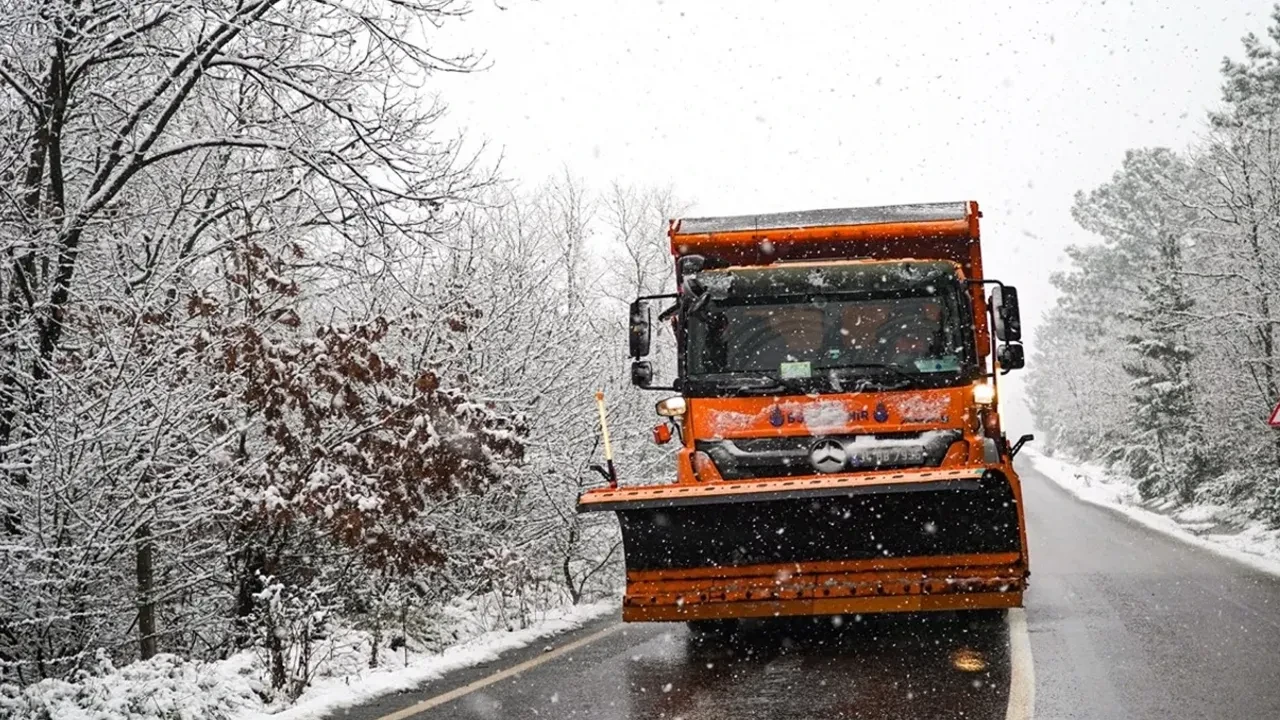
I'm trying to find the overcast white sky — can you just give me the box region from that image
[435,0,1269,430]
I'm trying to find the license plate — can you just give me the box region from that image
[849,446,926,467]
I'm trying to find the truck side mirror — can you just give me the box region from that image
[991,285,1022,342]
[631,360,654,388]
[999,342,1025,371]
[629,300,651,358]
[677,254,706,276]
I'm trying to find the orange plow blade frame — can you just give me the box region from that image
[578,466,1027,621]
[622,554,1024,621]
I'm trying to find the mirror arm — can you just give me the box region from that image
[965,278,1008,291]
[1009,434,1035,458]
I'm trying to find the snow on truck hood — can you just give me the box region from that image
[691,387,967,440]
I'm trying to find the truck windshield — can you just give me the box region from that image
[683,265,977,394]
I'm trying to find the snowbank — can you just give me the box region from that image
[1025,450,1280,577]
[2,600,616,720]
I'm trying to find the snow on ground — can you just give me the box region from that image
[1024,450,1140,508]
[1025,449,1280,577]
[1,651,265,720]
[254,600,615,720]
[2,600,617,720]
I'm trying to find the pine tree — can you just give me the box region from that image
[1118,231,1206,500]
[1070,148,1204,499]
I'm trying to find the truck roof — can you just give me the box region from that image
[672,202,970,236]
[667,200,981,266]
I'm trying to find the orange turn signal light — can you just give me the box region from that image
[652,423,673,445]
[981,407,1001,438]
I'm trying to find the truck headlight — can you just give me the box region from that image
[656,396,687,417]
[972,383,996,406]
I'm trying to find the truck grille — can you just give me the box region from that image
[696,430,961,480]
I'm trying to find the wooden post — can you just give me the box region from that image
[594,391,617,488]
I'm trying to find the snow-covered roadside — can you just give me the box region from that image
[2,600,617,720]
[1024,449,1280,577]
[253,599,615,720]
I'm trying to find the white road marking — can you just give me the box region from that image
[1006,607,1036,720]
[374,623,624,720]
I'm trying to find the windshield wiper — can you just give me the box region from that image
[827,362,917,380]
[825,363,917,391]
[741,376,810,395]
[699,374,809,396]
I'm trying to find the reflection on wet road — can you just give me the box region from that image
[355,612,1011,720]
[615,614,1011,720]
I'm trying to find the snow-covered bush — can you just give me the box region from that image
[0,651,263,720]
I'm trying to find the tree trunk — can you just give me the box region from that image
[562,518,581,604]
[136,523,157,660]
[268,616,286,690]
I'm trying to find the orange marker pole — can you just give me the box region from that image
[594,391,618,488]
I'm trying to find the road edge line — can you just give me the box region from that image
[1006,607,1035,720]
[374,622,624,720]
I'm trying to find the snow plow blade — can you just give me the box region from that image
[578,467,1026,621]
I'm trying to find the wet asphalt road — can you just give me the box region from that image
[1021,459,1280,719]
[338,457,1280,719]
[342,613,1011,720]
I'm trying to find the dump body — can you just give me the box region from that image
[579,201,1030,622]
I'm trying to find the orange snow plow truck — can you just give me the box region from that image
[577,201,1034,625]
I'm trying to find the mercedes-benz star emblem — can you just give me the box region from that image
[809,439,848,474]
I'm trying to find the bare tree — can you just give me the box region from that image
[0,0,490,684]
